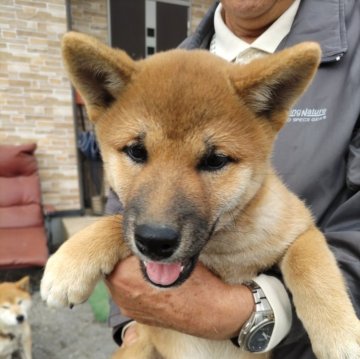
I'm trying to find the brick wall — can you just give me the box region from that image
[0,0,80,211]
[190,0,214,33]
[70,0,108,44]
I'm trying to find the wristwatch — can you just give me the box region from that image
[235,281,275,352]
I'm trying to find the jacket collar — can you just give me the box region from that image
[182,0,347,63]
[278,0,347,62]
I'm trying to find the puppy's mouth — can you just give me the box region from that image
[140,256,197,288]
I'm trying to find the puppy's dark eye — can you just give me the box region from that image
[123,143,147,164]
[198,153,231,172]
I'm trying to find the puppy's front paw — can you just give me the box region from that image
[41,249,102,308]
[313,324,360,359]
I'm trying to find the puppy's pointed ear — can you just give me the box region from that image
[16,276,30,292]
[229,42,321,130]
[62,32,138,121]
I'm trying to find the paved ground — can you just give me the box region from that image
[30,292,118,359]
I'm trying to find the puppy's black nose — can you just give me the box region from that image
[16,315,25,323]
[135,224,180,259]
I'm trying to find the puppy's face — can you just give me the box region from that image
[98,59,274,287]
[62,33,320,287]
[0,277,31,326]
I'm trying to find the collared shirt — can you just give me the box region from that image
[210,0,301,64]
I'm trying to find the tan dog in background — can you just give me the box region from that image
[0,277,32,359]
[41,32,360,359]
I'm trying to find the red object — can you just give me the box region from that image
[75,91,85,105]
[0,143,49,268]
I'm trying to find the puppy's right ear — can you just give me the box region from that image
[62,32,137,122]
[16,276,30,292]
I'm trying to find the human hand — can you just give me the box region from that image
[106,256,254,340]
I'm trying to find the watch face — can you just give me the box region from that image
[247,321,275,352]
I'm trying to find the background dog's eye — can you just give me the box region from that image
[123,143,147,164]
[198,153,231,172]
[2,305,10,309]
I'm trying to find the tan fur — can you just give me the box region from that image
[41,32,360,359]
[0,277,32,359]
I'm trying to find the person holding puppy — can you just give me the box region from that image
[106,0,360,357]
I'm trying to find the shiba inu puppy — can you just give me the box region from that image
[0,277,32,359]
[41,32,360,359]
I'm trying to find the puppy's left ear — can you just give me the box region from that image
[16,276,30,292]
[229,42,321,131]
[62,32,138,122]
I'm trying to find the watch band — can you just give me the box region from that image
[245,280,273,314]
[231,281,275,352]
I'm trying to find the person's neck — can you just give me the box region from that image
[222,0,294,43]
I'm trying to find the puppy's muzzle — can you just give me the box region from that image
[135,224,180,260]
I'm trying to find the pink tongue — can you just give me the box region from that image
[146,261,182,286]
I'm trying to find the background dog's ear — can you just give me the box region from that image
[229,42,321,131]
[16,276,30,292]
[62,32,137,122]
